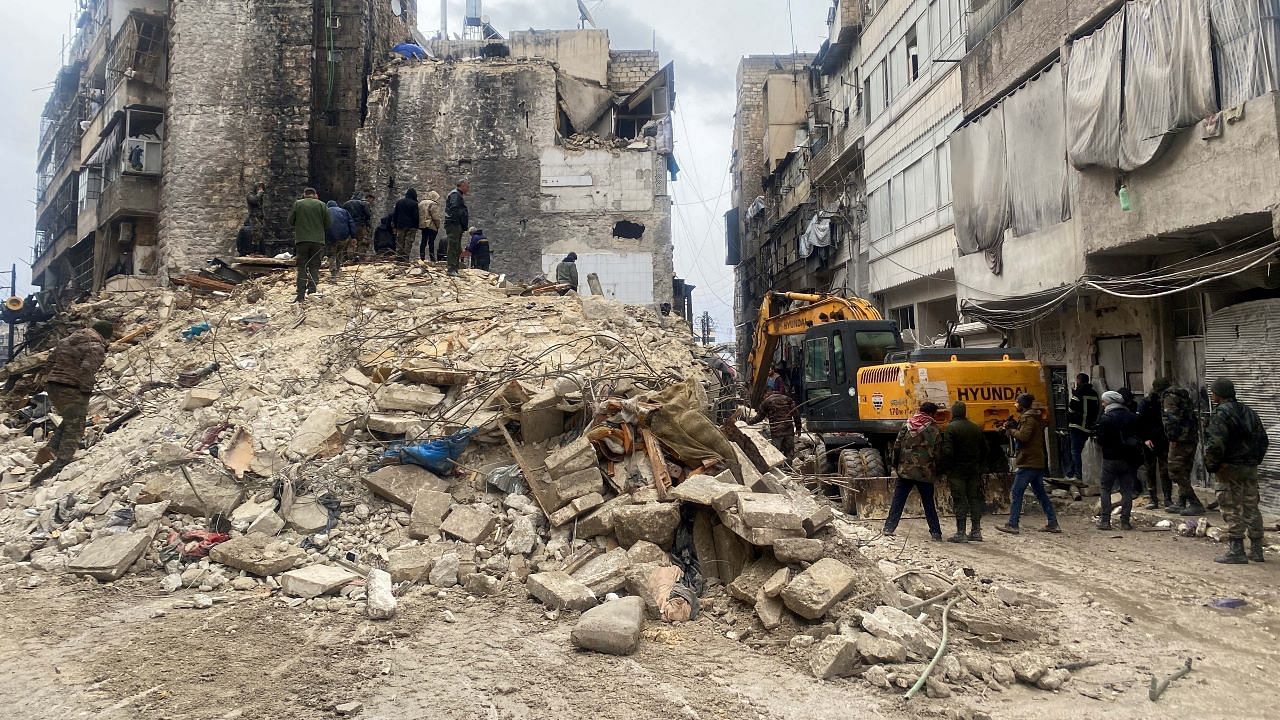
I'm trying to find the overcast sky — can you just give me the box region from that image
[0,0,833,339]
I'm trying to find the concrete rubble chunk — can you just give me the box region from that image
[739,427,787,469]
[855,633,909,664]
[781,558,859,620]
[341,367,373,389]
[429,552,460,587]
[994,585,1057,610]
[861,605,941,661]
[365,413,423,435]
[366,568,397,619]
[570,595,645,655]
[549,491,605,527]
[440,505,497,544]
[464,572,501,596]
[571,547,632,595]
[281,564,359,599]
[808,635,860,680]
[626,539,667,564]
[527,570,596,612]
[289,407,343,459]
[181,388,221,410]
[408,489,452,539]
[761,567,789,598]
[712,523,750,583]
[67,532,151,581]
[388,544,445,583]
[363,465,449,508]
[504,515,537,555]
[548,466,606,511]
[612,502,681,549]
[736,492,804,530]
[283,496,331,534]
[247,511,285,537]
[230,498,275,525]
[728,556,784,604]
[374,384,445,413]
[147,468,246,518]
[786,489,834,534]
[132,500,170,528]
[772,537,824,564]
[1011,652,1053,686]
[720,507,805,546]
[209,535,306,577]
[575,493,635,538]
[755,587,786,630]
[545,436,598,479]
[670,474,742,507]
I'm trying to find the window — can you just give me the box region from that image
[890,174,906,230]
[1096,336,1144,393]
[892,305,917,331]
[928,1,941,56]
[902,154,937,222]
[122,108,163,176]
[863,76,872,123]
[937,142,953,206]
[1172,291,1205,337]
[868,184,891,240]
[890,42,907,98]
[906,27,920,83]
[804,337,831,384]
[832,331,846,384]
[856,331,900,363]
[78,166,102,213]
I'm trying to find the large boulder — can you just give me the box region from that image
[780,558,859,620]
[570,596,645,655]
[612,503,680,549]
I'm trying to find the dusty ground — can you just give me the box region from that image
[3,509,1278,720]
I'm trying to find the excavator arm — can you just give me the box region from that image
[747,292,882,405]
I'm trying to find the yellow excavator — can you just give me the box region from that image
[747,291,1050,514]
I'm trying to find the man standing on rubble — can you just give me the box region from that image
[555,252,580,292]
[444,179,471,277]
[885,402,944,541]
[288,187,330,303]
[1203,378,1270,564]
[997,393,1063,535]
[419,190,443,261]
[747,388,801,457]
[32,320,114,484]
[325,200,356,280]
[343,191,374,257]
[1163,380,1206,516]
[1094,390,1143,531]
[391,188,420,262]
[941,401,987,542]
[246,181,267,254]
[1066,373,1100,481]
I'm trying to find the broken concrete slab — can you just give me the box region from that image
[247,511,285,537]
[289,407,343,459]
[809,635,860,680]
[574,493,635,538]
[527,571,596,611]
[547,466,605,511]
[281,564,359,599]
[548,492,604,527]
[772,537,824,565]
[504,515,538,555]
[728,556,784,604]
[571,547,631,596]
[521,390,567,444]
[341,367,373,390]
[737,493,804,530]
[861,605,941,661]
[855,633,908,664]
[230,498,276,526]
[209,535,306,577]
[440,505,497,544]
[711,523,750,583]
[720,508,805,547]
[739,427,787,469]
[755,587,786,630]
[670,474,742,507]
[388,544,446,583]
[570,595,645,655]
[781,558,859,620]
[364,413,424,435]
[545,436,598,479]
[626,540,667,565]
[429,552,459,588]
[408,489,452,539]
[283,496,330,534]
[366,568,397,619]
[67,532,151,581]
[132,500,170,528]
[761,568,789,598]
[786,490,834,534]
[374,384,445,413]
[146,467,246,518]
[612,502,681,549]
[181,388,221,410]
[363,465,449,508]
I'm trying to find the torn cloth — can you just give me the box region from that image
[643,378,743,483]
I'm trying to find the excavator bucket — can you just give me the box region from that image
[841,472,1015,520]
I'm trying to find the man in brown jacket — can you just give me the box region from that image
[33,320,113,483]
[996,393,1062,535]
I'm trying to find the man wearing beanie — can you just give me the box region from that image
[32,320,114,484]
[1094,390,1143,531]
[941,401,987,541]
[1204,377,1270,564]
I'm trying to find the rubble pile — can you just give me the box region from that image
[0,260,1080,703]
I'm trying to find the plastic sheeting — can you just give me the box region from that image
[1120,0,1217,172]
[1066,11,1124,169]
[951,105,1008,259]
[1004,63,1071,237]
[798,213,832,259]
[1210,0,1280,108]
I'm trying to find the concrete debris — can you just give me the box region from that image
[808,635,860,679]
[571,547,631,596]
[67,532,152,582]
[388,544,445,583]
[527,571,596,612]
[780,558,858,620]
[181,388,221,410]
[247,511,286,537]
[209,535,306,577]
[772,537,824,565]
[281,564,359,599]
[625,540,667,564]
[283,496,330,534]
[408,489,452,539]
[862,606,941,661]
[571,595,646,655]
[612,503,680,549]
[364,465,449,508]
[504,515,538,555]
[728,556,784,604]
[429,552,460,588]
[440,506,496,544]
[855,633,908,664]
[289,407,343,459]
[366,568,397,620]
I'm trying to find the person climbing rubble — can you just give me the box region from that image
[287,187,330,303]
[885,402,943,541]
[391,188,420,262]
[418,190,443,261]
[444,179,471,277]
[31,320,114,484]
[555,252,579,293]
[324,200,357,281]
[746,388,801,457]
[1204,377,1270,564]
[343,192,374,257]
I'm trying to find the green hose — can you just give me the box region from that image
[904,595,961,700]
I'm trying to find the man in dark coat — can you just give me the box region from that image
[246,182,267,254]
[747,389,802,457]
[444,179,471,277]
[343,192,374,256]
[1066,373,1100,481]
[555,252,579,292]
[1094,390,1143,531]
[324,200,356,280]
[236,218,255,256]
[391,188,420,261]
[1138,378,1172,509]
[466,228,492,271]
[941,401,987,542]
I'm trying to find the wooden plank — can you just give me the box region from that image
[499,423,555,517]
[109,323,154,351]
[639,427,671,500]
[173,274,236,294]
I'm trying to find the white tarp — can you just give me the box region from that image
[1210,0,1280,108]
[951,105,1008,258]
[1004,62,1071,237]
[798,213,833,259]
[1120,0,1217,171]
[1066,10,1124,169]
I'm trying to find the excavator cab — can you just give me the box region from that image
[801,320,904,433]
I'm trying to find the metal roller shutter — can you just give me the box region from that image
[1205,299,1280,513]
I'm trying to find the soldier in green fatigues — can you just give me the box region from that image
[287,187,331,303]
[941,401,987,542]
[1203,378,1270,564]
[1161,382,1205,515]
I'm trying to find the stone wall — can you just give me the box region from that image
[608,51,659,95]
[356,60,673,304]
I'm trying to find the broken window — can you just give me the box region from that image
[122,108,164,176]
[906,27,920,83]
[616,63,675,139]
[108,15,165,88]
[612,221,645,239]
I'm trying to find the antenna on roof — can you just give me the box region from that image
[577,0,597,28]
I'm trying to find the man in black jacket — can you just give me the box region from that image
[444,179,471,277]
[1066,373,1100,481]
[344,192,374,256]
[391,188,420,261]
[1137,378,1172,509]
[1094,390,1143,531]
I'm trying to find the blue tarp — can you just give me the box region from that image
[392,42,428,60]
[382,428,476,475]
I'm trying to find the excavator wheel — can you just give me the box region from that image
[837,447,887,514]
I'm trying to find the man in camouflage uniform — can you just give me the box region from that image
[885,402,944,540]
[32,320,113,484]
[1203,378,1270,564]
[1161,381,1206,515]
[747,389,802,457]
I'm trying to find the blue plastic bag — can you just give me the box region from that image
[384,428,476,475]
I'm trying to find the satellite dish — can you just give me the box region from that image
[577,0,597,28]
[391,0,403,16]
[481,14,490,24]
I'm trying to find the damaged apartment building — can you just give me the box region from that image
[358,27,680,308]
[33,0,419,300]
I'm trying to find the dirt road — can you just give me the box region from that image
[3,511,1277,720]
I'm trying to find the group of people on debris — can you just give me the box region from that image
[747,369,1269,565]
[241,180,584,304]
